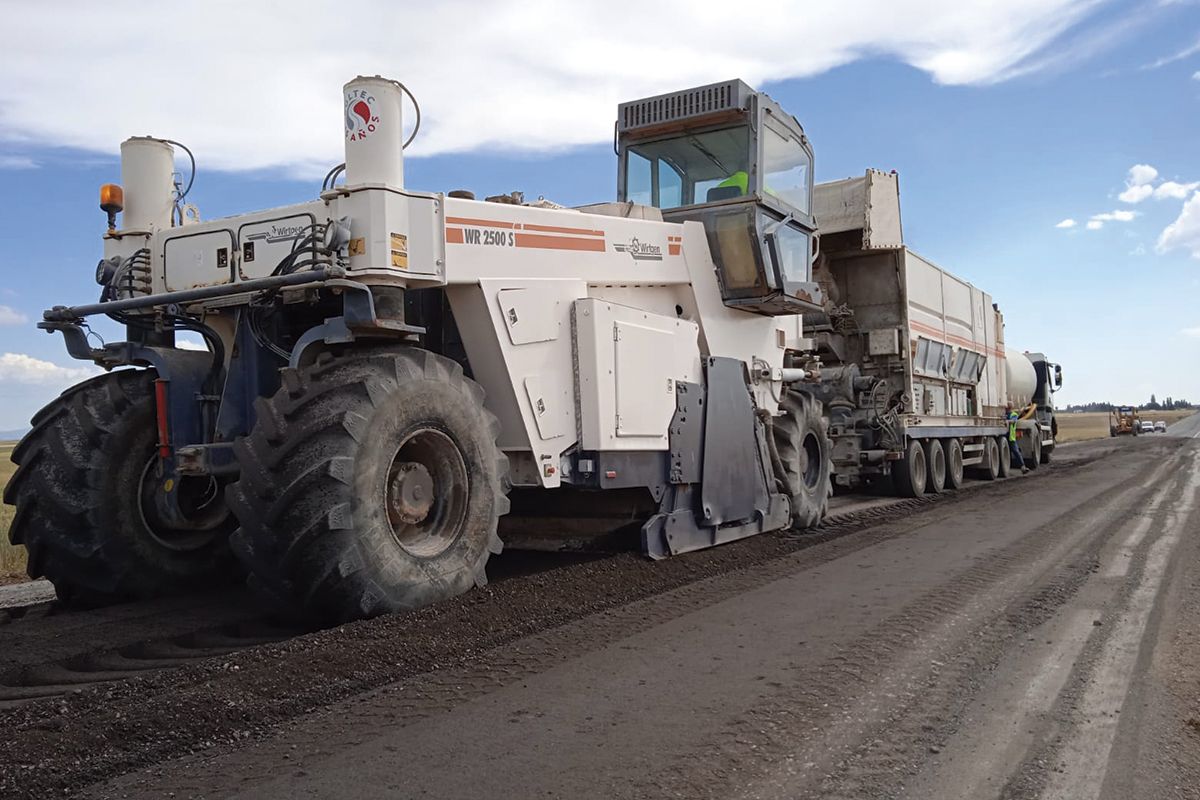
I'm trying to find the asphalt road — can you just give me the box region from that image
[78,428,1200,800]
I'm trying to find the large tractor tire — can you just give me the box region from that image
[772,391,833,530]
[4,370,235,605]
[228,348,509,622]
[892,438,927,498]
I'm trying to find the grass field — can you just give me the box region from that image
[0,441,26,581]
[1056,409,1197,443]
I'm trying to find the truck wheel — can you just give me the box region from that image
[944,438,964,489]
[892,439,927,498]
[997,437,1012,478]
[1027,434,1041,470]
[923,439,946,494]
[969,438,998,482]
[228,348,509,622]
[773,392,833,530]
[4,371,235,605]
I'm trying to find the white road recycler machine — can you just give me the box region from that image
[8,76,943,621]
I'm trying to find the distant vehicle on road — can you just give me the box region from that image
[1110,406,1140,436]
[1139,420,1155,434]
[1154,420,1167,433]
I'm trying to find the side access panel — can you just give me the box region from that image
[573,299,701,451]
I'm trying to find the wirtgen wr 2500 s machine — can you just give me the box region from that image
[7,77,864,621]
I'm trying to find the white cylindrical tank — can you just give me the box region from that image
[120,137,175,232]
[343,75,404,188]
[1005,348,1037,407]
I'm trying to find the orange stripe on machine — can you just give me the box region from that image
[514,232,606,252]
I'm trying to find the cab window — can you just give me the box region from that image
[762,124,811,214]
[625,127,750,209]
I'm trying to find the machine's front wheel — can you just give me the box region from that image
[4,371,235,605]
[228,348,509,622]
[772,391,833,530]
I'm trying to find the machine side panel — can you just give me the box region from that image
[574,298,700,451]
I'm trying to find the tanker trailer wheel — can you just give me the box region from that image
[997,437,1012,478]
[944,438,964,490]
[975,437,1000,481]
[772,391,833,530]
[892,439,927,498]
[4,370,235,606]
[228,348,509,622]
[923,438,947,494]
[1026,433,1041,471]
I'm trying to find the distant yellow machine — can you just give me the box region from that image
[1109,406,1139,436]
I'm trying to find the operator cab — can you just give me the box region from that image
[616,79,823,315]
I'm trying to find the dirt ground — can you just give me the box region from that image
[0,419,1196,799]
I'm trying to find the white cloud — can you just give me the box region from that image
[1055,218,1078,228]
[175,335,208,351]
[1129,243,1146,256]
[1128,164,1159,187]
[0,155,36,170]
[0,353,97,386]
[1183,327,1200,338]
[1118,184,1154,203]
[1087,209,1139,228]
[1154,180,1200,200]
[0,1,1108,172]
[1141,36,1200,69]
[0,305,28,326]
[1157,190,1200,258]
[1194,70,1200,80]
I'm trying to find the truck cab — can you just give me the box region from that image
[616,80,823,316]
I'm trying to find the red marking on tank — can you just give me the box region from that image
[514,232,605,252]
[352,100,371,127]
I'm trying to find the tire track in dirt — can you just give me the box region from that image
[1,439,1181,799]
[629,443,1190,799]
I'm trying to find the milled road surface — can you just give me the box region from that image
[2,423,1198,799]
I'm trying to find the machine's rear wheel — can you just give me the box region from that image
[893,439,927,498]
[924,438,946,494]
[228,348,509,622]
[3,371,235,605]
[944,438,964,490]
[772,391,833,530]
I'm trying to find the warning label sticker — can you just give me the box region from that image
[390,232,408,269]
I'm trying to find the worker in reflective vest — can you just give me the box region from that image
[717,171,748,195]
[1006,403,1029,474]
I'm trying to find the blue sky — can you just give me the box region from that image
[1,0,1198,430]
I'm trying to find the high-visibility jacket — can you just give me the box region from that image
[717,171,748,195]
[1007,410,1019,442]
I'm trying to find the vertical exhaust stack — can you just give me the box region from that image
[120,137,175,232]
[343,75,405,189]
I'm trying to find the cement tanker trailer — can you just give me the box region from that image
[1004,349,1063,466]
[795,171,1062,496]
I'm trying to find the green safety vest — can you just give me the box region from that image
[717,171,748,195]
[1007,411,1019,442]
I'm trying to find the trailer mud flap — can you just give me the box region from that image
[642,356,790,559]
